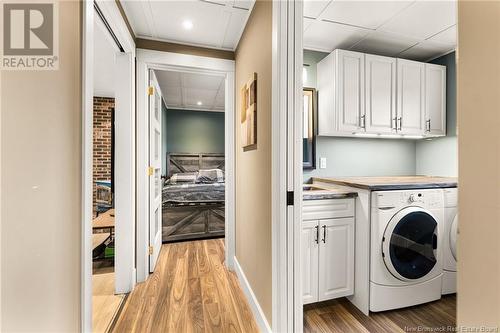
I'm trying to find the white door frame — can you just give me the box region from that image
[82,1,136,331]
[136,49,236,282]
[271,0,303,332]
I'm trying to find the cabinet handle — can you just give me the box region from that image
[397,117,402,131]
[314,225,319,244]
[359,115,366,128]
[392,117,397,130]
[322,225,326,243]
[426,119,431,132]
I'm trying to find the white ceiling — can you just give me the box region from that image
[155,70,225,112]
[304,0,457,61]
[121,0,255,51]
[94,14,118,97]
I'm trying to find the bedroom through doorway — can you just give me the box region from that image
[155,69,227,245]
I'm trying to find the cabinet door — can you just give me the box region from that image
[365,54,397,134]
[336,50,365,133]
[318,218,355,301]
[425,63,446,137]
[302,220,319,304]
[397,59,425,135]
[317,53,336,136]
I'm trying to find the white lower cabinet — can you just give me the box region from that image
[302,199,355,304]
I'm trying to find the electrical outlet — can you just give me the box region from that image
[320,157,327,169]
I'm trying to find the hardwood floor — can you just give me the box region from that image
[93,272,126,333]
[304,295,456,333]
[113,239,259,333]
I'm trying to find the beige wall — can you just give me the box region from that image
[234,0,273,325]
[457,1,500,328]
[1,1,82,331]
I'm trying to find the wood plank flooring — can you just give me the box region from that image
[93,272,126,333]
[304,295,456,333]
[113,239,259,333]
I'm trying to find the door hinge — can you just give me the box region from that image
[147,166,154,176]
[287,191,294,206]
[148,86,154,96]
[148,246,153,255]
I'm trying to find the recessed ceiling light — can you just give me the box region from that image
[182,20,193,30]
[197,101,202,106]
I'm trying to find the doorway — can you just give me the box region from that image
[82,1,136,331]
[135,49,236,282]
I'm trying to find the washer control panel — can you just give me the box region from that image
[373,189,444,209]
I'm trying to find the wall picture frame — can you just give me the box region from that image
[240,72,257,150]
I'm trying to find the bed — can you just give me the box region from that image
[162,153,225,242]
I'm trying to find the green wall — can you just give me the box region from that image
[165,109,225,156]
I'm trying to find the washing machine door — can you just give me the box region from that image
[382,207,438,281]
[450,214,458,261]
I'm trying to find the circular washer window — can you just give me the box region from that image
[383,208,438,281]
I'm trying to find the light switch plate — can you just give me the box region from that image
[320,157,327,169]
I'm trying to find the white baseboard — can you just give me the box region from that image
[233,257,272,333]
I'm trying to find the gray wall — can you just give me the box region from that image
[303,50,458,181]
[165,109,225,155]
[416,52,458,177]
[303,50,417,181]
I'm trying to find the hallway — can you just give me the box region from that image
[112,239,258,332]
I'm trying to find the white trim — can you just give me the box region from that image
[233,257,272,333]
[136,48,236,280]
[82,0,136,330]
[114,52,137,293]
[81,2,94,331]
[272,1,303,332]
[272,1,289,332]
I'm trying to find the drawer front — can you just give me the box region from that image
[302,198,355,220]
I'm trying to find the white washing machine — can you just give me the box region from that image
[442,188,458,294]
[370,189,444,312]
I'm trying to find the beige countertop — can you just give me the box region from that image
[312,176,458,191]
[302,184,358,200]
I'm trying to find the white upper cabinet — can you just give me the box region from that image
[317,52,336,136]
[365,54,397,134]
[336,50,365,133]
[316,49,447,139]
[317,50,365,136]
[425,63,447,137]
[396,59,426,135]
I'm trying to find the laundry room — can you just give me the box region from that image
[300,0,458,331]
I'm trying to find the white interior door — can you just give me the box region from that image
[148,70,162,272]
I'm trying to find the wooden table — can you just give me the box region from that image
[93,209,115,230]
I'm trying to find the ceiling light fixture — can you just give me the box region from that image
[197,101,202,106]
[182,20,193,30]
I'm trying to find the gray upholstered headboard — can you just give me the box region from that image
[166,153,225,178]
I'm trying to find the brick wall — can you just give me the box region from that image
[93,97,114,215]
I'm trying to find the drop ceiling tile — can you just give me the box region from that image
[120,0,151,37]
[155,71,181,88]
[165,86,182,106]
[379,1,457,40]
[222,8,248,49]
[304,0,331,18]
[304,20,370,52]
[182,73,223,90]
[321,0,413,30]
[304,17,315,31]
[397,40,455,62]
[233,0,254,10]
[350,31,419,57]
[185,88,219,107]
[427,24,457,45]
[148,1,231,49]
